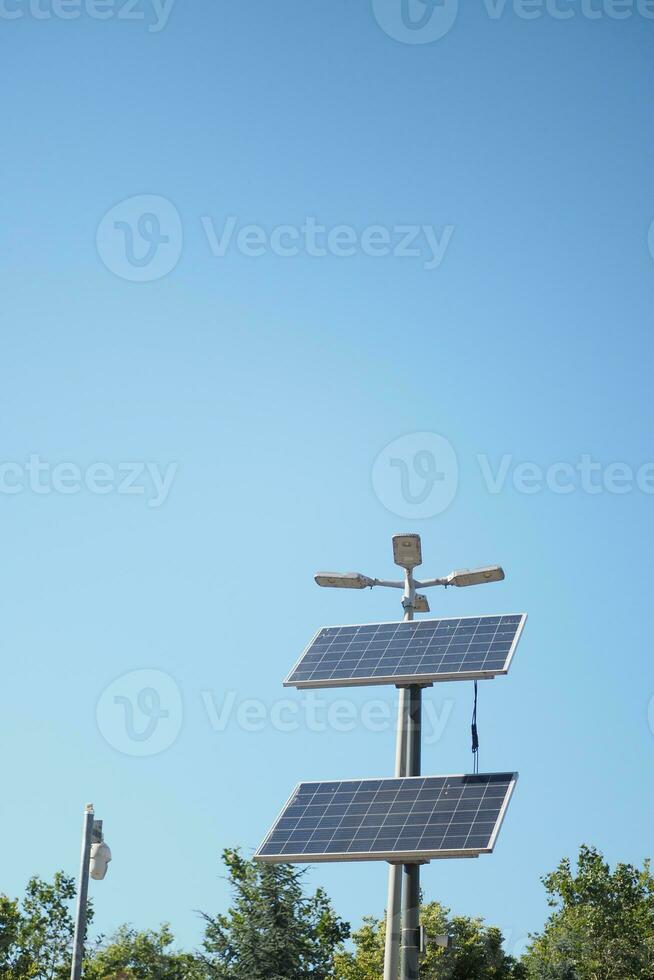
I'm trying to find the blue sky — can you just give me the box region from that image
[1,0,654,957]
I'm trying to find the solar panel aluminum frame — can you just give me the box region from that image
[255,773,519,865]
[283,613,527,690]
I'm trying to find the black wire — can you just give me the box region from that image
[471,680,479,774]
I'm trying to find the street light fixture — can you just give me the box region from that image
[314,572,375,589]
[314,535,505,980]
[445,565,505,588]
[392,534,423,570]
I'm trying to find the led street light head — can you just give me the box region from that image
[446,565,505,588]
[314,572,374,589]
[392,534,422,570]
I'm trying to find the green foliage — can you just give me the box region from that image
[334,900,524,980]
[523,845,654,979]
[333,915,384,980]
[5,845,654,980]
[0,873,84,980]
[0,897,23,971]
[443,914,526,980]
[85,924,205,979]
[200,848,350,980]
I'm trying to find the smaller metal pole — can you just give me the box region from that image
[70,804,94,980]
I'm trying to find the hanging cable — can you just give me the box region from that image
[471,680,479,774]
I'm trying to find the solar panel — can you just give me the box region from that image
[255,773,517,864]
[284,614,526,690]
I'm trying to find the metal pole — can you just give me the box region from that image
[71,804,94,980]
[384,569,415,980]
[400,685,422,980]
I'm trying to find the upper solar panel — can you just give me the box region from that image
[284,614,526,689]
[255,773,517,864]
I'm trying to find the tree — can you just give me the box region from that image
[443,913,526,980]
[522,845,654,979]
[0,896,23,971]
[200,849,350,980]
[0,872,86,979]
[85,924,205,979]
[335,900,524,979]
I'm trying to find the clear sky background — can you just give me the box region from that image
[2,0,654,958]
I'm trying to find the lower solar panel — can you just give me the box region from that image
[255,773,517,864]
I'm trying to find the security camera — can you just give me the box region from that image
[90,841,112,881]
